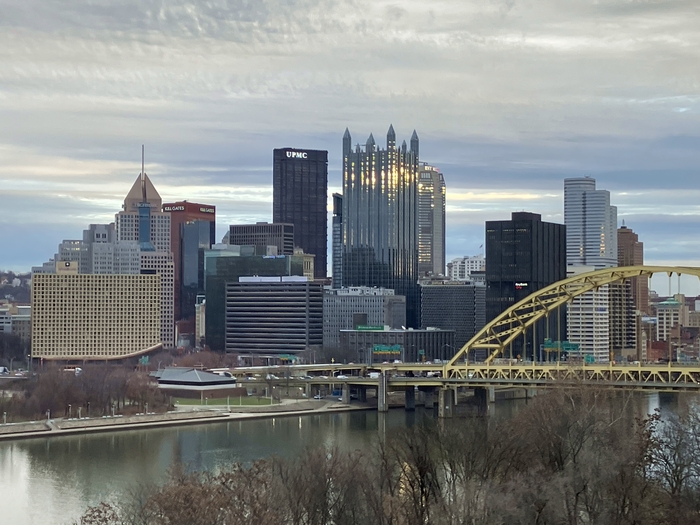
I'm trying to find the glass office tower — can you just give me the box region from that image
[179,220,213,322]
[341,125,420,327]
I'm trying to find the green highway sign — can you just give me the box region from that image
[373,344,402,355]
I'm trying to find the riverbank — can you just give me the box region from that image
[0,399,374,441]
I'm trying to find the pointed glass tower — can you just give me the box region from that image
[340,125,421,327]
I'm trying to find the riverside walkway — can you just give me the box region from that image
[0,399,370,441]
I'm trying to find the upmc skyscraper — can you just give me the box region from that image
[273,148,328,278]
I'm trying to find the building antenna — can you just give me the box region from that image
[141,144,146,203]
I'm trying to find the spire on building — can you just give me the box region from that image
[366,133,375,150]
[343,128,352,155]
[141,144,147,203]
[387,124,396,146]
[124,150,162,212]
[410,130,419,158]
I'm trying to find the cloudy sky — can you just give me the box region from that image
[1,0,699,293]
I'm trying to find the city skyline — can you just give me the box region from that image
[1,0,699,295]
[7,143,699,295]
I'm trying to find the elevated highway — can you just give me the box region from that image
[221,361,700,417]
[228,361,700,392]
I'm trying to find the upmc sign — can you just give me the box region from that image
[286,151,308,159]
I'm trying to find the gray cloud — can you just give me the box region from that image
[0,0,699,293]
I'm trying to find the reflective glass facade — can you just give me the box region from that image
[163,201,216,321]
[341,126,420,327]
[137,204,155,251]
[273,148,328,278]
[180,220,213,322]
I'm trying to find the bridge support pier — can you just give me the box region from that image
[405,388,415,411]
[423,388,435,409]
[304,383,311,399]
[474,387,489,416]
[358,386,367,403]
[488,387,495,403]
[438,388,454,418]
[341,384,350,404]
[377,373,388,412]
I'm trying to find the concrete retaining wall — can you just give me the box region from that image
[0,421,49,435]
[57,411,228,430]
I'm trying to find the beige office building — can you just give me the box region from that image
[32,272,161,360]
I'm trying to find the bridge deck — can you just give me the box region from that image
[218,362,700,392]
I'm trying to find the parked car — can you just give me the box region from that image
[336,374,349,379]
[313,394,323,400]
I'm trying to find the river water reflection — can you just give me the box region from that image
[0,393,675,525]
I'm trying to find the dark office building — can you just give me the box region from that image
[273,148,328,278]
[332,193,343,288]
[420,280,486,350]
[203,248,305,352]
[225,277,323,355]
[485,212,566,360]
[228,223,294,255]
[163,201,216,321]
[339,328,455,364]
[341,126,420,327]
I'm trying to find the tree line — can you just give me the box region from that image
[0,364,168,421]
[78,387,700,525]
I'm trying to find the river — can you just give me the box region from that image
[0,394,668,525]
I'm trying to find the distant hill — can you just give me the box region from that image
[0,271,31,303]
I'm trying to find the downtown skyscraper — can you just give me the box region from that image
[613,223,648,359]
[340,125,420,327]
[116,153,174,349]
[564,177,618,268]
[273,148,328,278]
[417,163,446,277]
[485,212,566,360]
[162,201,216,323]
[564,177,618,362]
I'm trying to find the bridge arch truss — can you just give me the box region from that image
[446,266,700,378]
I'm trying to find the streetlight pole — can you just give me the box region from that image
[441,344,453,363]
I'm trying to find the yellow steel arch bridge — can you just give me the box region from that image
[445,266,700,380]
